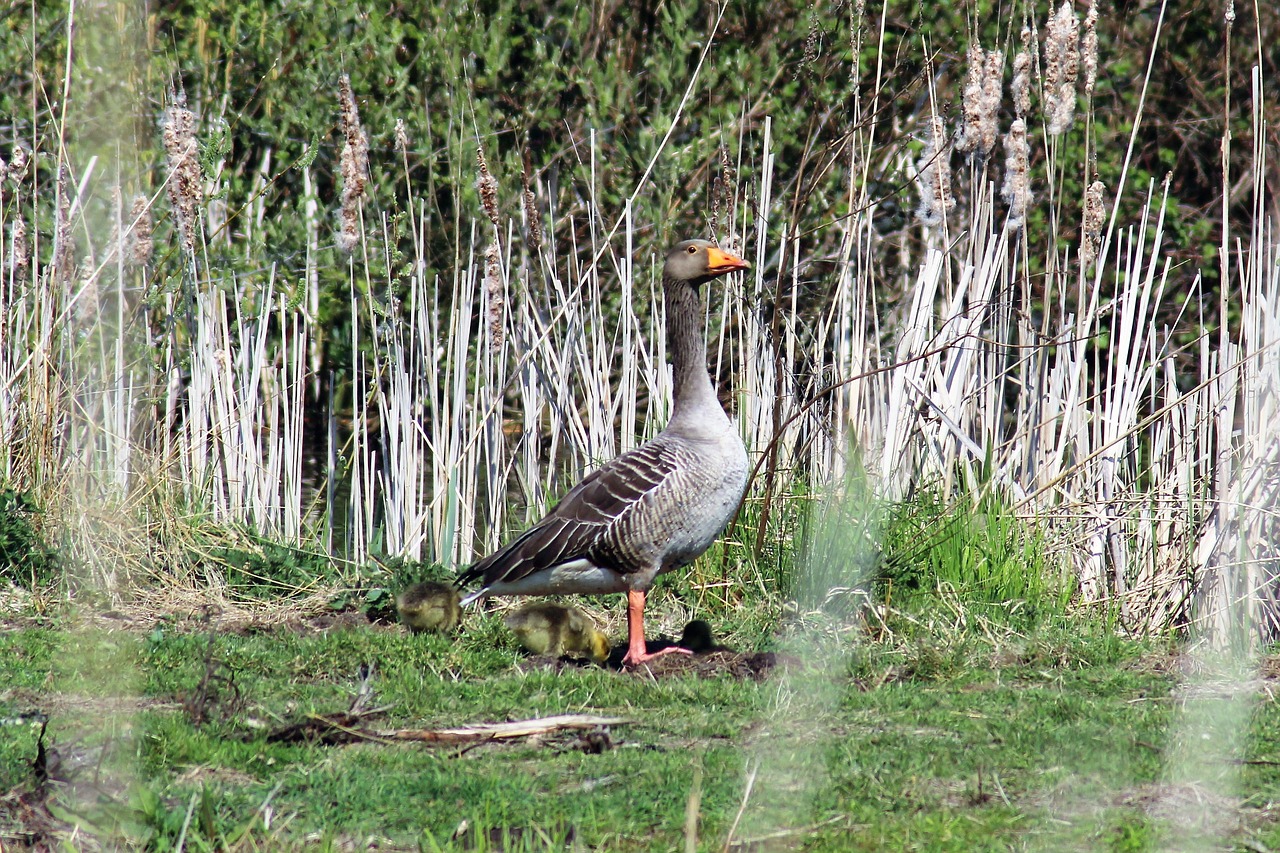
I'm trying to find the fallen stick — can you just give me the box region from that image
[379,714,633,745]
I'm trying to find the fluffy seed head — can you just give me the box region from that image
[1082,2,1099,98]
[162,98,203,255]
[127,195,153,267]
[1012,50,1032,118]
[394,118,409,154]
[7,217,29,279]
[53,165,75,282]
[476,148,500,227]
[1044,1,1081,136]
[1080,179,1106,269]
[484,240,503,352]
[1001,118,1033,230]
[336,74,369,254]
[914,115,955,226]
[955,43,986,156]
[7,146,28,184]
[521,157,542,255]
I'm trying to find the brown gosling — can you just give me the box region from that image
[503,602,611,664]
[678,620,731,654]
[396,581,462,633]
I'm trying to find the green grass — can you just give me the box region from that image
[3,604,1279,850]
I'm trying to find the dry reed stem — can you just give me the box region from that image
[1044,1,1081,135]
[336,74,369,254]
[162,98,203,255]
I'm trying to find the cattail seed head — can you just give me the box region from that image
[53,165,75,282]
[7,146,28,184]
[914,115,955,226]
[127,195,153,267]
[1082,2,1099,99]
[955,43,986,156]
[520,157,542,255]
[336,75,369,254]
[394,118,409,155]
[979,50,1004,157]
[1080,179,1106,269]
[484,240,503,352]
[1001,118,1033,230]
[162,98,203,255]
[798,4,820,79]
[1044,1,1081,136]
[1012,49,1032,118]
[75,268,99,327]
[7,217,28,280]
[476,149,500,227]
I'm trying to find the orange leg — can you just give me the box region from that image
[622,588,693,667]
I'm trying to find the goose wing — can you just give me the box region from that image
[457,439,684,589]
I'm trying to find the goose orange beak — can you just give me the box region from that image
[705,247,751,275]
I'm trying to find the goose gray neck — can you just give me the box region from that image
[665,276,722,428]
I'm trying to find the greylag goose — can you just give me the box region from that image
[396,581,462,633]
[458,239,751,666]
[503,602,611,663]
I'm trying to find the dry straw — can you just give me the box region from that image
[336,74,369,254]
[162,97,203,255]
[914,115,955,226]
[1044,1,1081,135]
[1001,118,1033,229]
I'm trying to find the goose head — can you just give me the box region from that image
[665,240,750,284]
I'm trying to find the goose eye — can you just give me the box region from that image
[686,245,698,254]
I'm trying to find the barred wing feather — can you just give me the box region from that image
[457,440,684,588]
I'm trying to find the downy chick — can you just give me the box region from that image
[503,602,610,663]
[397,581,462,633]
